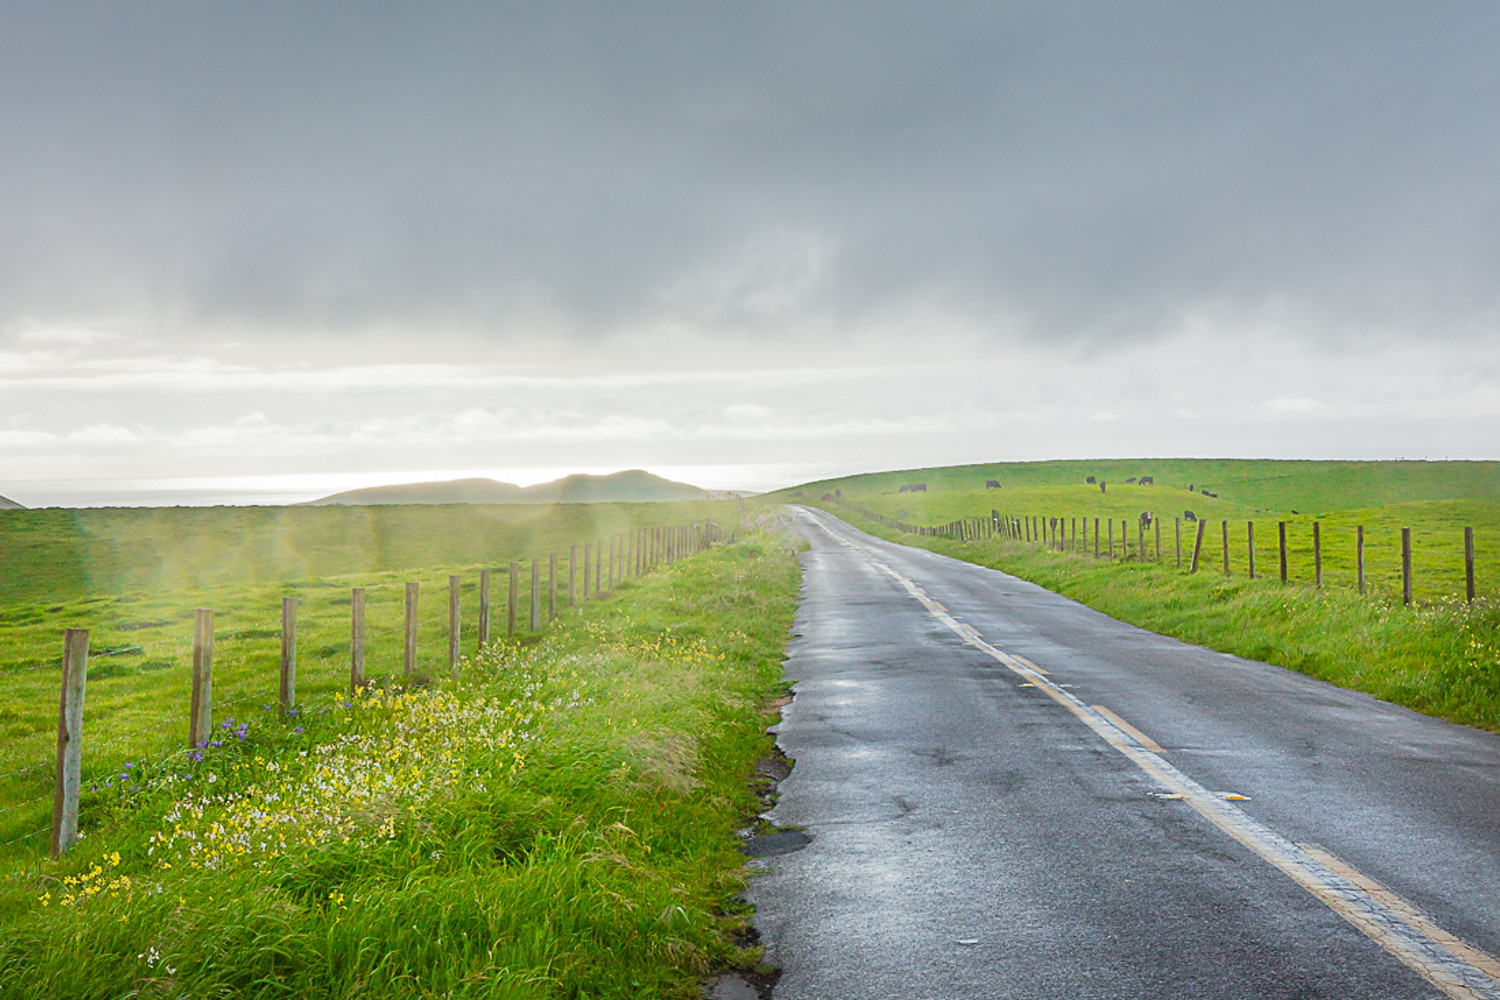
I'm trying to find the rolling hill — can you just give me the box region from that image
[304,469,708,506]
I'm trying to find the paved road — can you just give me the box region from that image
[747,507,1500,1000]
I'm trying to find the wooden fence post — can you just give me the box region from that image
[190,609,214,747]
[1466,527,1476,604]
[1190,519,1207,573]
[569,546,578,607]
[1221,521,1229,577]
[350,587,366,692]
[1139,518,1146,563]
[404,583,418,674]
[1402,527,1412,606]
[1313,522,1323,589]
[1357,526,1366,595]
[549,553,558,619]
[478,570,491,650]
[1279,522,1288,584]
[51,628,88,858]
[1247,522,1256,580]
[530,558,540,631]
[280,597,297,714]
[449,575,461,674]
[508,561,519,634]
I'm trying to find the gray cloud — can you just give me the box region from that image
[3,2,1498,345]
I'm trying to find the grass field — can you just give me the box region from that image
[0,511,798,998]
[769,458,1500,734]
[0,501,742,866]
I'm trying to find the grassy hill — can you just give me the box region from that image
[305,469,707,506]
[770,458,1500,514]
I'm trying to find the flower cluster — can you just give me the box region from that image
[39,851,137,908]
[145,680,558,873]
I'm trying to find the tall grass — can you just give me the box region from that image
[0,524,801,998]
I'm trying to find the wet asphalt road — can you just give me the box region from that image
[746,507,1500,1000]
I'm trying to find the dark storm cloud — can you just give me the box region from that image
[2,1,1498,344]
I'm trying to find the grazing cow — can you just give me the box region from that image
[1188,483,1195,492]
[1139,476,1154,485]
[1086,476,1096,484]
[986,480,1001,489]
[1125,477,1137,484]
[1184,510,1197,522]
[821,493,834,501]
[1140,512,1154,528]
[1099,480,1107,493]
[897,483,928,493]
[898,484,913,493]
[835,489,842,497]
[1202,490,1217,498]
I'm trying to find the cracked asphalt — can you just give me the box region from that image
[745,507,1500,999]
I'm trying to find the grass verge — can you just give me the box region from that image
[0,520,801,999]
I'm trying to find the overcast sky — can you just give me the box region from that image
[2,2,1497,502]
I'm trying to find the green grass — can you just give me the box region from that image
[0,515,801,998]
[0,502,742,866]
[0,500,738,607]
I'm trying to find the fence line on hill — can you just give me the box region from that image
[21,520,726,860]
[829,498,1482,608]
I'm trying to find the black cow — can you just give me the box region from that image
[1099,480,1107,493]
[985,480,1001,489]
[898,483,928,493]
[1086,476,1096,484]
[1184,510,1197,522]
[1139,476,1154,485]
[1201,490,1217,498]
[1125,476,1137,484]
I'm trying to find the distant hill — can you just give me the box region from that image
[304,469,709,506]
[0,494,24,510]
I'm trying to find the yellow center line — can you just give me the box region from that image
[812,514,1500,1000]
[1090,705,1166,753]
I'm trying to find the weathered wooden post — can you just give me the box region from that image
[51,628,88,858]
[1357,526,1366,595]
[1313,522,1323,589]
[1190,518,1207,573]
[1279,522,1288,584]
[508,561,519,635]
[190,609,214,746]
[530,558,540,631]
[350,587,366,692]
[478,570,491,650]
[1140,518,1147,563]
[280,597,297,714]
[1247,522,1256,580]
[1466,527,1476,604]
[1221,521,1229,577]
[569,545,578,607]
[1402,527,1413,606]
[448,575,461,674]
[404,583,418,674]
[548,552,558,619]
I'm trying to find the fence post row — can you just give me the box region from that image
[51,628,89,858]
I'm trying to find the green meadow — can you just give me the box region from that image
[0,514,801,998]
[0,501,741,866]
[772,459,1500,733]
